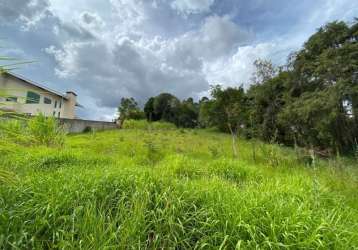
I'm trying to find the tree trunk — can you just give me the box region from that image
[228,123,238,158]
[117,118,125,129]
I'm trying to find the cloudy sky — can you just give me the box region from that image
[1,0,357,120]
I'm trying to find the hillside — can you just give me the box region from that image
[1,124,358,249]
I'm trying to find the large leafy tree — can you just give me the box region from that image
[177,97,199,128]
[144,97,156,121]
[153,93,181,124]
[118,97,144,127]
[281,21,358,153]
[248,72,291,143]
[144,93,200,128]
[143,93,181,124]
[240,20,358,154]
[200,85,248,157]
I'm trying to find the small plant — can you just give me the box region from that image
[144,139,162,166]
[208,145,220,158]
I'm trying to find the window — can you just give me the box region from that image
[26,91,40,104]
[53,111,56,116]
[59,100,62,109]
[54,100,57,108]
[44,97,52,104]
[6,96,17,102]
[58,112,61,118]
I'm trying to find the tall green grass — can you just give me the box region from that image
[122,119,176,130]
[0,125,357,249]
[0,113,65,147]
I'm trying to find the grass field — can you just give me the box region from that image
[0,122,358,249]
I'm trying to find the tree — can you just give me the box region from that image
[251,59,277,85]
[198,96,213,128]
[144,93,200,128]
[117,97,144,128]
[152,93,181,124]
[176,97,199,128]
[274,21,358,153]
[204,85,248,157]
[144,97,156,121]
[247,71,290,143]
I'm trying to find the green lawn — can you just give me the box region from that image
[1,127,358,249]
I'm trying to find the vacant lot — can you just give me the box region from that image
[1,126,357,249]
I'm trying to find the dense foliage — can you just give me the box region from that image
[118,97,145,127]
[143,93,200,128]
[246,21,358,154]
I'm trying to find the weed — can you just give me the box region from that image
[208,145,220,158]
[143,139,162,166]
[27,114,65,146]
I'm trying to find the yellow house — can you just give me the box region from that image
[0,72,80,119]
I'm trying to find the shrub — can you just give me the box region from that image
[27,114,66,146]
[143,139,163,166]
[0,114,66,147]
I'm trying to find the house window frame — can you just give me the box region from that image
[26,91,40,104]
[44,97,52,104]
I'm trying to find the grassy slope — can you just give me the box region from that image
[0,127,357,249]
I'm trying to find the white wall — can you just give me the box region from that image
[0,73,75,119]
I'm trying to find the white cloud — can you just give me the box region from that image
[78,12,105,31]
[0,0,51,29]
[204,42,277,88]
[171,0,215,15]
[45,34,209,108]
[45,13,252,110]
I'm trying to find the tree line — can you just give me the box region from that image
[118,20,358,155]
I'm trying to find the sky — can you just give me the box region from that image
[1,0,357,121]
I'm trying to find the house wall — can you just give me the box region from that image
[0,116,119,133]
[62,92,77,119]
[0,73,76,119]
[58,118,119,133]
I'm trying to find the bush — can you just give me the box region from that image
[0,114,65,147]
[27,114,66,146]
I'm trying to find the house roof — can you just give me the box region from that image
[5,72,82,107]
